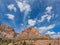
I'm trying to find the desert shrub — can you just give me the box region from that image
[49,43,51,45]
[22,41,26,45]
[15,44,18,45]
[0,38,2,41]
[8,39,12,43]
[3,42,8,45]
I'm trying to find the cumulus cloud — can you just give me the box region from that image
[38,14,52,22]
[52,32,60,38]
[16,1,31,21]
[46,6,52,13]
[17,1,31,12]
[38,15,48,22]
[39,24,55,33]
[7,4,16,12]
[46,32,60,38]
[38,6,53,23]
[6,14,16,27]
[28,19,36,26]
[6,14,14,20]
[46,31,55,35]
[47,15,52,22]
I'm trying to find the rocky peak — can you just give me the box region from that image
[0,24,16,39]
[0,24,14,31]
[18,27,43,39]
[17,27,51,40]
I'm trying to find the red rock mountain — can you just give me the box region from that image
[0,24,16,39]
[17,27,50,39]
[0,24,50,39]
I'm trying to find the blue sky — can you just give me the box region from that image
[0,0,60,37]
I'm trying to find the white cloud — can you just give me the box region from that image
[7,4,16,12]
[53,35,60,38]
[39,24,55,33]
[52,32,60,38]
[38,15,48,22]
[17,1,31,12]
[38,6,53,23]
[28,19,36,26]
[47,15,52,22]
[6,14,14,20]
[16,1,31,21]
[46,31,55,35]
[46,6,52,13]
[38,14,52,22]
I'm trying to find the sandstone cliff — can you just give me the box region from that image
[18,27,50,40]
[0,24,16,39]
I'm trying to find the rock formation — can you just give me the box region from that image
[0,24,51,40]
[18,27,50,40]
[0,24,16,39]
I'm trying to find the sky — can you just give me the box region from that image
[0,0,60,38]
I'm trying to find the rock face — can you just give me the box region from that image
[0,24,16,39]
[18,27,50,39]
[0,24,50,40]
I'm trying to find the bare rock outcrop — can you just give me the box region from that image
[18,27,50,39]
[0,24,16,39]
